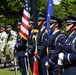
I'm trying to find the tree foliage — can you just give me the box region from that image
[59,0,76,18]
[54,0,76,33]
[0,0,48,25]
[0,0,24,25]
[0,0,76,27]
[37,0,48,15]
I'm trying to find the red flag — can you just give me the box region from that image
[19,0,30,40]
[33,53,38,75]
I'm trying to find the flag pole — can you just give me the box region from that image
[33,34,38,75]
[14,50,18,75]
[32,0,39,75]
[46,0,54,75]
[32,0,39,52]
[58,65,62,75]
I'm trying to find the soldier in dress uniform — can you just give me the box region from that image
[6,24,17,70]
[58,15,76,75]
[33,14,48,75]
[45,16,66,75]
[25,19,35,72]
[0,26,8,68]
[15,20,28,75]
[25,15,48,75]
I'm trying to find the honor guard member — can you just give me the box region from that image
[0,26,8,68]
[45,16,66,75]
[25,19,35,72]
[33,14,48,75]
[15,20,27,75]
[6,24,17,70]
[58,15,76,75]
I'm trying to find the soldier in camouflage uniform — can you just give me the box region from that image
[0,26,8,68]
[6,24,17,70]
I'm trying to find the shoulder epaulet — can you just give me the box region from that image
[45,30,48,34]
[41,30,47,42]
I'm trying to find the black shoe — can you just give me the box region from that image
[1,64,5,68]
[3,63,6,68]
[0,59,1,63]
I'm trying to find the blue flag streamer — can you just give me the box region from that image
[46,0,54,37]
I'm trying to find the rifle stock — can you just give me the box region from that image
[46,66,49,75]
[27,57,32,75]
[58,65,62,75]
[14,50,18,75]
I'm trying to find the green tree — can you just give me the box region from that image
[37,0,48,15]
[0,0,24,25]
[1,0,76,27]
[0,0,48,25]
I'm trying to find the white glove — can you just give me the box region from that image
[58,52,64,61]
[45,61,49,67]
[34,57,38,62]
[58,59,63,65]
[45,62,48,66]
[34,58,37,61]
[25,52,28,57]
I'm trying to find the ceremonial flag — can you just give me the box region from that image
[33,53,38,75]
[33,35,38,75]
[32,0,39,74]
[46,0,54,67]
[19,0,30,40]
[32,0,38,30]
[46,0,54,37]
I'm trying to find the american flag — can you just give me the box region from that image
[19,0,30,40]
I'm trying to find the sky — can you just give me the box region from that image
[53,0,61,5]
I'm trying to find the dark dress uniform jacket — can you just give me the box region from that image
[36,27,48,60]
[15,33,27,57]
[29,27,48,59]
[36,27,48,75]
[15,33,27,75]
[48,30,66,64]
[27,30,35,72]
[62,31,76,75]
[48,30,66,75]
[28,30,35,54]
[28,27,48,75]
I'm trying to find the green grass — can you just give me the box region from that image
[0,69,21,75]
[0,46,21,75]
[0,46,33,75]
